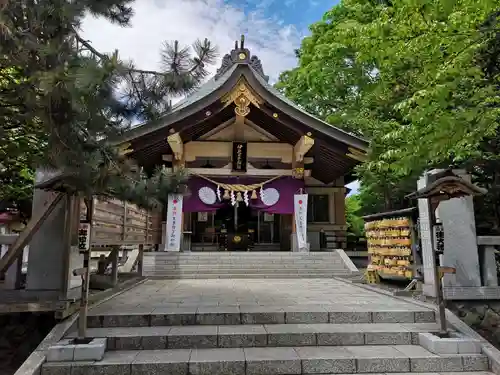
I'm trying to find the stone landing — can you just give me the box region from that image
[41,279,493,375]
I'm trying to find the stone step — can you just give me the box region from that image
[42,345,490,374]
[87,307,435,328]
[147,259,345,262]
[148,254,344,257]
[146,256,346,260]
[143,261,349,266]
[144,266,351,274]
[142,272,351,277]
[67,323,441,350]
[144,263,347,267]
[144,260,347,263]
[146,252,344,257]
[143,273,355,279]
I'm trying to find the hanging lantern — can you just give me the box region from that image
[223,189,230,200]
[251,190,258,200]
[236,192,243,202]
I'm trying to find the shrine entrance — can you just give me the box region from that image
[190,202,282,251]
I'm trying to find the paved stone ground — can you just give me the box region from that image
[89,278,433,313]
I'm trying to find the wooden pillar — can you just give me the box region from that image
[122,202,128,241]
[334,190,346,225]
[60,194,78,300]
[334,190,347,249]
[137,244,144,276]
[110,247,119,286]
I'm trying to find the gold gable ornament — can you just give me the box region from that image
[221,78,264,117]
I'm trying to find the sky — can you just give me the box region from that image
[81,0,360,194]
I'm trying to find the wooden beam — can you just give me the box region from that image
[167,132,183,161]
[0,192,65,274]
[184,141,293,163]
[199,118,235,140]
[346,147,367,162]
[234,115,245,140]
[188,163,311,177]
[294,135,315,162]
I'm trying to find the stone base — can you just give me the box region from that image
[419,332,481,355]
[290,234,310,252]
[443,286,500,300]
[46,338,107,362]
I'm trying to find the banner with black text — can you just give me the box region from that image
[294,194,308,251]
[165,194,183,251]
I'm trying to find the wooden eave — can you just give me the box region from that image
[116,64,368,183]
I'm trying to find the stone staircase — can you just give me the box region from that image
[142,251,357,279]
[44,304,491,375]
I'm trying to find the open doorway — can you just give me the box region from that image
[214,203,257,233]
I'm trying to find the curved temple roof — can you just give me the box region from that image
[116,36,369,183]
[119,36,367,148]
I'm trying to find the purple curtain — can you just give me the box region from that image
[183,176,305,214]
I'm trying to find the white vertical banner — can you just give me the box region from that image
[165,194,183,251]
[294,194,308,251]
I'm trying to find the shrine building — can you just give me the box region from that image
[117,37,368,252]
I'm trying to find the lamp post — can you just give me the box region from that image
[406,170,487,336]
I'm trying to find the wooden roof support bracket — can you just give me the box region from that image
[117,142,134,156]
[167,132,184,161]
[346,147,368,162]
[294,134,315,163]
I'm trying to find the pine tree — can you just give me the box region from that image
[0,0,217,210]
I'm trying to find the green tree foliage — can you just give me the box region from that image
[277,0,500,223]
[0,0,217,213]
[345,194,364,237]
[0,67,44,216]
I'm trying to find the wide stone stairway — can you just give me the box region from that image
[142,251,358,279]
[42,279,492,375]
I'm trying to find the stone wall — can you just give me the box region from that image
[0,313,56,375]
[450,301,500,348]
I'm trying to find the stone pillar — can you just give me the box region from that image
[418,169,482,297]
[435,170,481,288]
[481,246,498,286]
[25,171,82,299]
[418,172,438,297]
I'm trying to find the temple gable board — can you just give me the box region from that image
[113,35,369,252]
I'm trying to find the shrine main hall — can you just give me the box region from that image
[117,38,368,253]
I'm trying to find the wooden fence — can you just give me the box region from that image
[82,198,162,247]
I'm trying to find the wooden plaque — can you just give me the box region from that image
[232,142,247,172]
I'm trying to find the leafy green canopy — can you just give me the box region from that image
[277,0,500,215]
[345,194,364,237]
[0,0,217,211]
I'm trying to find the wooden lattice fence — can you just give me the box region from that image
[81,198,162,247]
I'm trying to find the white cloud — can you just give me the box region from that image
[81,0,304,84]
